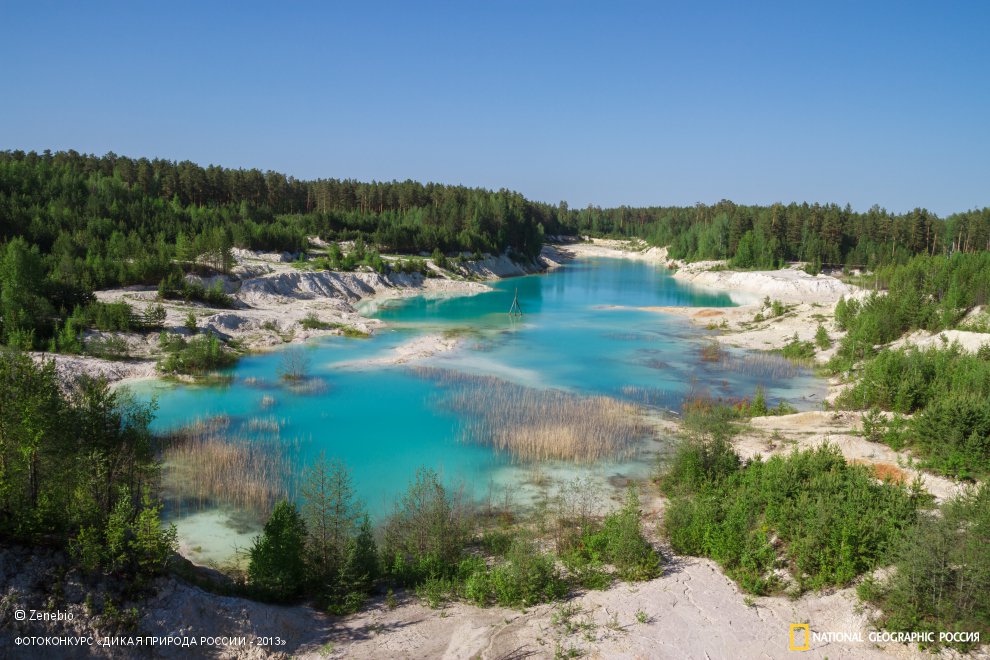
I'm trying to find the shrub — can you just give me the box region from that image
[158,332,237,375]
[581,488,662,581]
[836,344,990,478]
[662,444,924,595]
[658,436,740,495]
[465,537,567,607]
[862,484,990,651]
[85,335,130,360]
[158,272,235,308]
[301,313,332,330]
[814,323,832,349]
[780,333,815,361]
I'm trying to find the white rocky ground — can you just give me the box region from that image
[36,243,564,386]
[0,535,951,660]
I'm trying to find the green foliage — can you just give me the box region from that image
[248,500,308,602]
[578,488,661,581]
[658,436,740,496]
[863,484,990,651]
[678,388,795,443]
[299,454,378,611]
[837,343,990,478]
[75,490,177,581]
[661,443,923,595]
[860,407,886,444]
[779,334,816,361]
[157,272,235,308]
[184,311,198,334]
[0,351,171,582]
[814,323,832,350]
[335,515,380,611]
[301,313,332,330]
[82,333,131,360]
[830,253,990,369]
[157,332,237,375]
[462,537,567,607]
[431,248,449,269]
[382,468,471,586]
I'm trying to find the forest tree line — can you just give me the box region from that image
[2,149,989,351]
[566,200,990,270]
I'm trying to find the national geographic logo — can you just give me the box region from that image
[788,624,809,651]
[788,623,980,651]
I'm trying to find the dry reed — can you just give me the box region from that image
[411,367,648,463]
[160,418,300,517]
[699,338,725,362]
[715,352,804,379]
[619,385,677,410]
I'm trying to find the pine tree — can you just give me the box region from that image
[336,514,379,612]
[300,454,362,599]
[248,500,308,602]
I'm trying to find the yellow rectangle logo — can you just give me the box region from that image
[790,623,810,651]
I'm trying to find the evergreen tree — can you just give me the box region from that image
[335,514,379,612]
[300,454,361,599]
[248,500,308,602]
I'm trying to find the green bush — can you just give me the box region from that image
[814,323,832,349]
[301,313,332,330]
[581,488,662,581]
[662,443,924,595]
[464,537,567,607]
[837,344,990,478]
[862,484,990,651]
[157,332,238,375]
[157,272,235,308]
[780,334,815,361]
[84,335,130,360]
[658,436,741,495]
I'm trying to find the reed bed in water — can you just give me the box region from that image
[619,385,677,410]
[411,367,648,463]
[715,352,803,379]
[244,415,284,434]
[160,420,299,517]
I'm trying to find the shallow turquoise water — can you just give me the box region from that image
[133,258,824,563]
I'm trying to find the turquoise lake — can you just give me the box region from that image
[132,258,825,563]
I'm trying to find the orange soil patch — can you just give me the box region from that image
[693,309,725,318]
[852,459,909,484]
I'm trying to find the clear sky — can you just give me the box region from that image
[1,1,987,215]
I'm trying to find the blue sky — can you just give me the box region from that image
[1,1,987,215]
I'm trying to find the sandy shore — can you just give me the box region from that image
[333,333,463,369]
